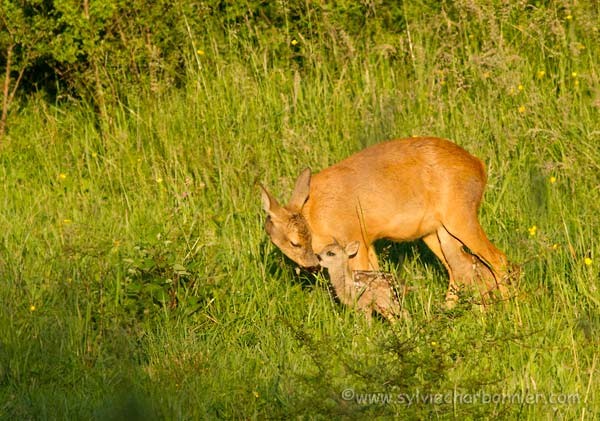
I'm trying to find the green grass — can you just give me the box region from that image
[1,2,599,419]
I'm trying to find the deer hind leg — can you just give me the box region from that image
[443,211,509,298]
[436,227,497,300]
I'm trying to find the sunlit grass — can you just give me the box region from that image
[0,1,599,419]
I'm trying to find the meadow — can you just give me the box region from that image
[0,1,599,419]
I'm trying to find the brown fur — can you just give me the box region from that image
[260,137,509,303]
[317,241,401,321]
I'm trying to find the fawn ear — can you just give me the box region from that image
[288,168,311,212]
[259,184,282,218]
[345,241,360,258]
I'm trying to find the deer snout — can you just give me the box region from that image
[296,264,321,274]
[302,251,321,268]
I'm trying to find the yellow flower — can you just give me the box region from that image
[571,72,577,78]
[431,341,438,347]
[566,14,573,21]
[574,80,580,87]
[62,218,72,225]
[528,225,537,236]
[253,391,259,398]
[58,173,67,180]
[518,84,524,91]
[537,70,546,79]
[156,177,163,184]
[518,105,526,114]
[584,257,593,266]
[291,39,298,46]
[549,176,556,184]
[552,243,559,250]
[30,305,36,312]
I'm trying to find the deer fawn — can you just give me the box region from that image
[317,241,402,322]
[260,137,509,304]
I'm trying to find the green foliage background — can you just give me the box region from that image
[1,0,599,419]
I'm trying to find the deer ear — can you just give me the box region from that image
[259,184,282,217]
[288,168,311,212]
[345,241,360,258]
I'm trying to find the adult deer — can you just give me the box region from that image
[260,137,509,302]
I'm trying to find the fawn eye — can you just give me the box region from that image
[326,251,336,257]
[290,241,301,248]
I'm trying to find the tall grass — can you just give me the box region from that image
[0,1,598,419]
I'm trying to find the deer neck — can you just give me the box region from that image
[326,262,353,291]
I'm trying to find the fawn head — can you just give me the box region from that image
[316,241,360,270]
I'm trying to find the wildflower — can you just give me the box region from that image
[156,177,163,184]
[253,391,260,398]
[58,173,67,180]
[552,243,559,250]
[549,176,556,184]
[431,341,438,347]
[571,72,578,78]
[63,218,72,225]
[518,105,526,114]
[528,225,537,236]
[291,39,298,46]
[566,14,573,21]
[537,70,546,79]
[584,257,593,266]
[197,49,205,56]
[518,84,524,91]
[30,305,36,312]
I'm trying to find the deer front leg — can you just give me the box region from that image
[347,243,379,271]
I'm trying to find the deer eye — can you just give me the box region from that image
[290,241,301,248]
[326,251,336,257]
